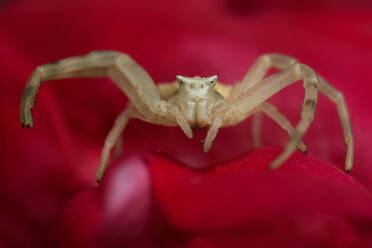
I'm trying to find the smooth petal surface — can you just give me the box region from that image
[150,147,372,247]
[59,156,156,248]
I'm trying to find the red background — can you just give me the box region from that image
[1,0,372,247]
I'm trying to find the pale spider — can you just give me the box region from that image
[20,51,354,183]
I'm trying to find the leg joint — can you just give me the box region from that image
[89,50,123,58]
[34,66,47,80]
[265,53,298,69]
[298,64,319,88]
[334,91,345,103]
[258,54,271,64]
[104,137,116,147]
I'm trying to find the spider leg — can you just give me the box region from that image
[114,136,124,159]
[229,54,304,151]
[254,102,307,153]
[251,111,262,148]
[228,54,297,102]
[318,77,353,171]
[20,50,192,136]
[96,106,133,183]
[20,50,193,182]
[230,53,353,171]
[230,63,319,170]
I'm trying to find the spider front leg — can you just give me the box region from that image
[228,54,297,102]
[229,54,305,153]
[20,50,193,182]
[20,50,192,137]
[231,63,319,170]
[232,53,353,171]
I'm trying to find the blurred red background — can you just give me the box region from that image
[1,0,372,247]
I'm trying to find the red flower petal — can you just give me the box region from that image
[59,157,157,248]
[150,147,372,247]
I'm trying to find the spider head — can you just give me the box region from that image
[176,75,217,95]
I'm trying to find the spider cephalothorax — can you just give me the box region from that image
[20,51,354,183]
[169,75,225,128]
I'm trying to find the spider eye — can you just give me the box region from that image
[208,75,218,84]
[176,75,186,85]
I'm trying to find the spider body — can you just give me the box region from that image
[168,75,226,128]
[20,51,354,183]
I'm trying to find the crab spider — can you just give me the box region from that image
[20,51,354,183]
